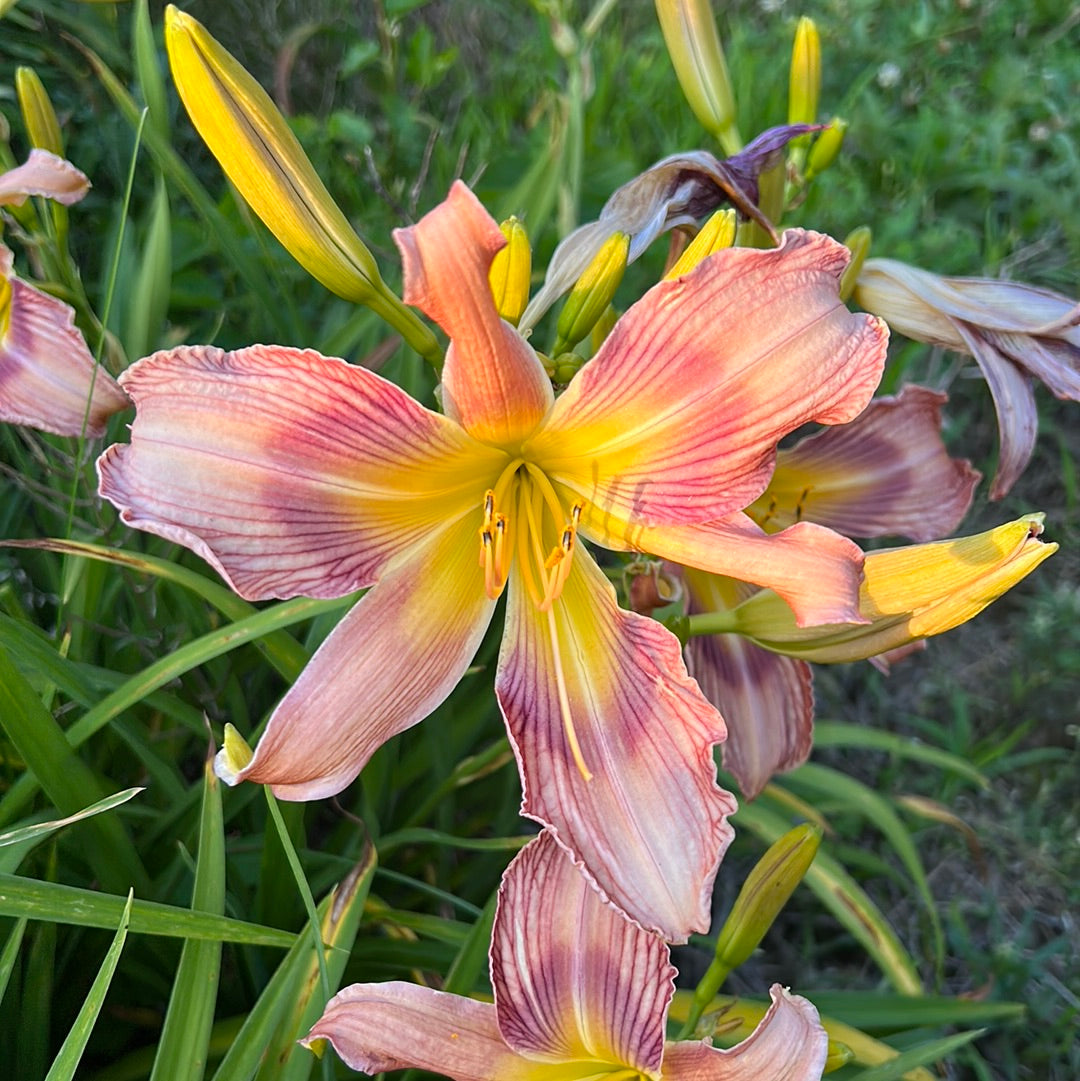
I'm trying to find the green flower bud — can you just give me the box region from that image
[839,225,871,302]
[16,67,63,156]
[553,231,628,354]
[804,117,848,180]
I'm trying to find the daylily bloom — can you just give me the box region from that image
[662,385,981,798]
[98,180,886,939]
[302,829,829,1081]
[1,154,128,436]
[519,127,820,331]
[855,257,1080,498]
[680,513,1054,797]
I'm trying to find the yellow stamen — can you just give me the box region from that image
[546,607,592,783]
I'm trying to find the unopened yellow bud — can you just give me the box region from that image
[489,216,531,325]
[824,1042,854,1073]
[655,0,740,152]
[839,225,871,302]
[732,515,1056,663]
[713,823,821,971]
[16,67,63,156]
[589,302,618,353]
[553,231,628,354]
[665,208,736,280]
[788,18,821,130]
[804,117,848,180]
[217,722,254,781]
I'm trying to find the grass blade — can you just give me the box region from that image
[44,892,134,1081]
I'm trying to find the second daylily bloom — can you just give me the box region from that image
[98,180,886,939]
[855,256,1080,498]
[1,154,129,436]
[303,829,829,1081]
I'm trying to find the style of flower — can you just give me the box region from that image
[98,180,886,940]
[302,829,829,1081]
[855,257,1080,499]
[1,153,129,436]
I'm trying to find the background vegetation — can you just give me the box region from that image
[0,1,1077,1078]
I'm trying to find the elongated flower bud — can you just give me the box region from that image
[805,117,848,180]
[214,722,254,784]
[839,225,871,302]
[164,7,440,362]
[488,216,531,325]
[665,208,736,280]
[729,515,1056,662]
[16,67,63,156]
[713,823,821,972]
[552,231,628,354]
[788,17,821,129]
[655,0,740,151]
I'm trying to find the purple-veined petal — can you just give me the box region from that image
[496,548,735,943]
[394,181,553,446]
[684,591,814,799]
[0,149,90,207]
[98,343,504,600]
[585,510,865,628]
[226,515,497,800]
[951,320,1038,500]
[662,985,828,1081]
[747,385,979,542]
[526,230,887,526]
[302,982,519,1080]
[986,329,1080,400]
[491,830,672,1075]
[1,246,128,436]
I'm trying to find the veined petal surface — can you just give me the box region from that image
[302,983,518,1080]
[0,149,89,207]
[98,344,504,600]
[685,620,814,800]
[526,230,887,525]
[497,549,735,943]
[226,515,497,800]
[748,385,979,542]
[492,831,671,1075]
[586,510,864,628]
[1,247,128,436]
[395,181,553,446]
[661,986,827,1081]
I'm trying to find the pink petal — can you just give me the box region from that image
[685,618,814,800]
[1,247,128,436]
[0,149,90,207]
[585,510,865,628]
[951,320,1037,500]
[98,343,504,600]
[394,181,553,445]
[496,549,735,943]
[662,985,828,1081]
[227,515,497,800]
[491,831,672,1073]
[302,982,519,1080]
[525,230,887,526]
[986,329,1080,400]
[749,385,980,542]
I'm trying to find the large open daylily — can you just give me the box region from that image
[855,257,1080,499]
[681,513,1054,797]
[303,829,829,1081]
[98,180,886,939]
[1,154,129,436]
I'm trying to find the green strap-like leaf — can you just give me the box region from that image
[150,758,226,1081]
[0,873,294,948]
[44,892,134,1081]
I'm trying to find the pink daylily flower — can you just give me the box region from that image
[1,244,129,436]
[855,257,1080,498]
[678,386,980,797]
[302,829,829,1081]
[98,180,886,939]
[0,148,90,207]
